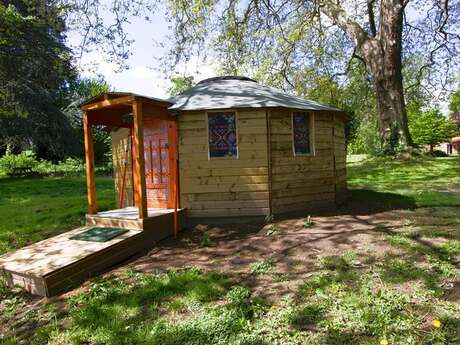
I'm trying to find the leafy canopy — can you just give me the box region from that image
[0,1,76,158]
[168,76,194,96]
[449,88,460,115]
[408,108,459,147]
[63,78,112,163]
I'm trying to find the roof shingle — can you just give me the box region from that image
[168,76,341,112]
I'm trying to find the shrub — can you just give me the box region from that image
[0,151,39,175]
[0,152,111,177]
[35,157,84,176]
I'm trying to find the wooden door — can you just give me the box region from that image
[143,119,170,208]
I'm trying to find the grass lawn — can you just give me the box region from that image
[0,176,116,255]
[0,156,459,345]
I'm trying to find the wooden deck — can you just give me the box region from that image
[0,208,186,297]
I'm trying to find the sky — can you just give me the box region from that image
[69,3,217,99]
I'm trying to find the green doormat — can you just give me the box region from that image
[70,227,128,242]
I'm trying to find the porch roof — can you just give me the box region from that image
[80,92,172,110]
[79,92,174,128]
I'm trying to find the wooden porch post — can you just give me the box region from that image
[132,99,148,219]
[168,120,179,238]
[83,111,97,214]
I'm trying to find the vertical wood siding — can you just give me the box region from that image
[333,114,348,204]
[111,128,134,207]
[178,109,270,218]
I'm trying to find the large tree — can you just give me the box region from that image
[0,1,76,159]
[65,0,459,152]
[166,0,459,151]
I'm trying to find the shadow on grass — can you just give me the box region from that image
[288,304,326,331]
[344,189,416,213]
[374,223,459,264]
[296,250,460,344]
[44,268,268,345]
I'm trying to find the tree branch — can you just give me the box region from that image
[367,0,377,37]
[319,0,370,48]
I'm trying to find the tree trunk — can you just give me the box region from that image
[359,0,413,150]
[362,39,413,150]
[322,0,413,151]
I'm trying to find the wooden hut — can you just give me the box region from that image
[81,76,347,230]
[170,76,347,219]
[0,77,348,298]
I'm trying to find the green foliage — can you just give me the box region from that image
[53,269,265,345]
[249,258,275,274]
[200,232,212,247]
[0,2,76,159]
[225,286,251,305]
[303,215,314,228]
[0,151,38,175]
[168,76,194,96]
[316,252,357,272]
[448,87,460,114]
[0,152,111,177]
[318,276,416,340]
[225,286,266,321]
[408,108,459,148]
[293,63,371,148]
[62,77,112,163]
[265,223,279,236]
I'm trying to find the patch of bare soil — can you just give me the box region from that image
[126,210,400,301]
[0,200,455,342]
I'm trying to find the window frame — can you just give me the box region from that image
[206,110,239,160]
[291,111,315,157]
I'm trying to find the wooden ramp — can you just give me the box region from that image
[0,208,186,297]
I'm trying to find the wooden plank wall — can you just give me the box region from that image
[178,109,270,218]
[111,128,134,207]
[270,109,339,214]
[333,114,348,204]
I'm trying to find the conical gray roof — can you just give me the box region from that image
[168,76,341,112]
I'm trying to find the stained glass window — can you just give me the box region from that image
[292,112,312,155]
[207,112,238,158]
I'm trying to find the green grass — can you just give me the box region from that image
[347,156,460,207]
[1,156,460,344]
[0,176,115,255]
[249,258,275,274]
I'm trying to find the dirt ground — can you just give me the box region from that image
[123,203,408,301]
[2,193,459,343]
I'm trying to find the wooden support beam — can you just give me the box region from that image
[132,100,148,219]
[83,112,97,214]
[167,120,180,238]
[81,96,135,111]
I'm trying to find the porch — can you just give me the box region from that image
[0,207,186,297]
[81,92,183,233]
[0,93,186,297]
